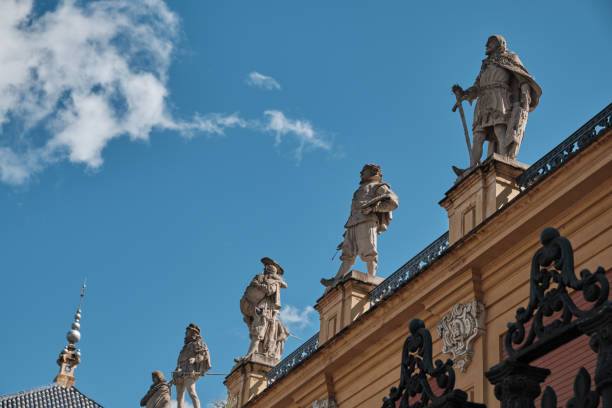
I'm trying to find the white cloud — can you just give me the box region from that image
[0,0,188,184]
[0,1,332,185]
[263,110,330,161]
[171,400,194,408]
[279,305,315,329]
[245,72,281,90]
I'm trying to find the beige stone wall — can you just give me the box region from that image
[244,131,612,408]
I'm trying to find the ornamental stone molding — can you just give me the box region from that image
[436,300,485,372]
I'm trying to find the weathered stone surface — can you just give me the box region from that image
[173,323,211,408]
[224,359,274,408]
[440,153,528,244]
[437,300,485,371]
[321,164,398,288]
[316,270,383,344]
[452,35,542,172]
[236,257,289,364]
[140,371,171,408]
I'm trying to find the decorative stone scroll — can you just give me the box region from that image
[437,300,485,372]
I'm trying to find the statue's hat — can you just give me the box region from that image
[261,257,284,275]
[187,323,201,335]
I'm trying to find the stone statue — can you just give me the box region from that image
[140,371,172,408]
[172,323,211,408]
[236,257,290,364]
[321,164,399,288]
[452,35,542,174]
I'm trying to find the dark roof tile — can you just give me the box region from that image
[0,384,103,408]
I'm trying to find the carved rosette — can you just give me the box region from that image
[437,300,485,371]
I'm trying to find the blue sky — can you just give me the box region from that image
[1,0,611,406]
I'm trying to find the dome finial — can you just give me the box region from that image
[66,280,86,345]
[54,279,87,388]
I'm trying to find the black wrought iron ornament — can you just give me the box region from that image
[485,227,611,408]
[541,368,599,408]
[505,227,610,357]
[382,319,484,408]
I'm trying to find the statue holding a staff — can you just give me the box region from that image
[452,35,542,175]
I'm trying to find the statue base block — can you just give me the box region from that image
[440,154,528,245]
[225,358,276,408]
[315,270,384,345]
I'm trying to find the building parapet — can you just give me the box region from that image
[369,232,450,306]
[517,102,612,189]
[266,332,319,385]
[261,101,612,396]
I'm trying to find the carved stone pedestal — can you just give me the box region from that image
[54,344,80,387]
[224,357,276,408]
[440,154,528,245]
[315,270,383,345]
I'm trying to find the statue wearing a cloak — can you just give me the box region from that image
[453,35,542,170]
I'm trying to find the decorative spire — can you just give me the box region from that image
[54,281,86,387]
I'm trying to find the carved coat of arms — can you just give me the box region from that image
[436,300,485,371]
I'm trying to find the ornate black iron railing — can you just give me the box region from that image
[382,319,486,408]
[267,332,319,385]
[369,232,450,306]
[383,228,611,408]
[516,102,612,189]
[266,104,612,392]
[484,227,611,407]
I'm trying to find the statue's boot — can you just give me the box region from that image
[367,260,377,278]
[452,165,467,177]
[321,260,353,287]
[320,277,337,287]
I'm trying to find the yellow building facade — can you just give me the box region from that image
[225,103,612,408]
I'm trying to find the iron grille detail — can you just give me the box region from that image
[369,232,450,306]
[517,102,612,189]
[267,332,319,385]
